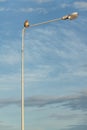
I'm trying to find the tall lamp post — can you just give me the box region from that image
[21,12,78,130]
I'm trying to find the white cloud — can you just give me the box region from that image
[0,0,6,2]
[25,65,53,82]
[0,13,87,86]
[24,24,87,82]
[74,1,87,10]
[0,8,5,11]
[0,51,19,65]
[0,7,9,11]
[27,0,53,3]
[0,44,20,65]
[0,121,17,130]
[21,0,53,3]
[61,3,70,8]
[0,73,20,84]
[61,1,87,10]
[34,0,53,3]
[21,8,34,13]
[20,7,47,14]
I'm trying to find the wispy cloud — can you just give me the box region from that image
[20,7,47,14]
[63,124,87,130]
[25,65,52,82]
[24,23,87,82]
[0,7,9,12]
[49,113,82,120]
[0,7,47,14]
[61,1,87,10]
[73,1,87,10]
[0,73,20,85]
[0,53,19,65]
[0,90,87,111]
[0,45,20,65]
[27,0,53,3]
[0,121,17,130]
[24,92,87,110]
[61,3,70,8]
[0,0,6,2]
[34,0,53,3]
[0,18,87,86]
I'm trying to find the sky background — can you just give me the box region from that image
[0,0,87,130]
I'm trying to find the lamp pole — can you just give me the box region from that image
[21,28,25,130]
[21,12,78,130]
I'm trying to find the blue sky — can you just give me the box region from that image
[0,0,87,130]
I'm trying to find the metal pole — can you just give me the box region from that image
[30,17,62,27]
[21,12,78,130]
[21,27,25,130]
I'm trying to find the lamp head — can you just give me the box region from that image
[61,12,78,20]
[68,12,78,20]
[24,20,29,28]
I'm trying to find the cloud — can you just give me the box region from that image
[25,65,52,82]
[0,7,9,12]
[61,1,87,10]
[0,90,87,111]
[25,92,87,110]
[0,52,19,65]
[0,98,19,108]
[49,113,81,120]
[61,3,70,8]
[0,121,17,130]
[0,8,5,11]
[0,73,20,87]
[0,0,6,2]
[62,93,87,111]
[0,18,87,86]
[20,0,53,3]
[20,7,47,14]
[34,0,52,3]
[63,124,87,130]
[28,0,53,3]
[73,1,87,10]
[0,44,20,65]
[24,25,87,83]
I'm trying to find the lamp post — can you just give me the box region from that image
[21,12,78,130]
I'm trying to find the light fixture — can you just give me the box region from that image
[24,20,29,28]
[61,12,79,20]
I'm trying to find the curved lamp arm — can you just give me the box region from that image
[23,12,78,28]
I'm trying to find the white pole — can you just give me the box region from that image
[21,12,78,130]
[21,28,25,130]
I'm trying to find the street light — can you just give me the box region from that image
[21,12,78,130]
